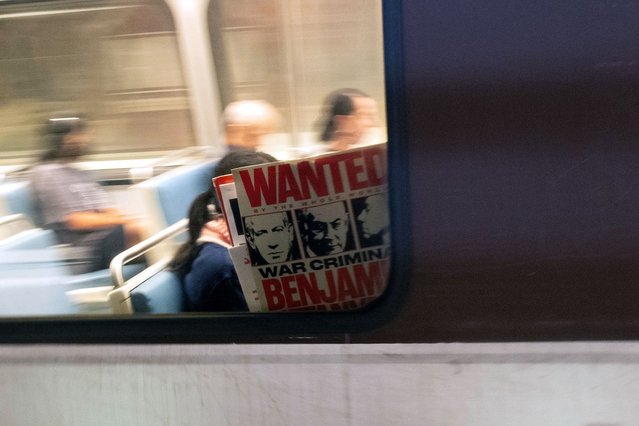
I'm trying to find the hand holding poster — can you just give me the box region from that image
[231,144,390,311]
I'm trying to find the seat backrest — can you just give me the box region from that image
[134,159,218,229]
[0,248,76,316]
[132,159,217,262]
[130,270,185,314]
[0,277,79,316]
[0,181,41,225]
[0,228,57,251]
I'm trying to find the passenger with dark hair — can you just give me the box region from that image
[30,113,145,272]
[170,150,276,312]
[314,88,378,154]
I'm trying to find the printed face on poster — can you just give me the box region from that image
[230,144,391,312]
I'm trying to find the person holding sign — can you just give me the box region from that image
[170,150,276,312]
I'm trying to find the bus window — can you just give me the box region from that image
[0,0,401,333]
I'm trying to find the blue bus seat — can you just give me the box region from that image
[0,181,41,225]
[130,270,185,314]
[65,263,145,289]
[0,276,78,316]
[133,159,218,262]
[0,263,145,316]
[134,159,218,229]
[0,239,144,316]
[0,228,57,250]
[0,179,145,289]
[0,249,77,316]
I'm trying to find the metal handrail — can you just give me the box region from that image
[109,218,188,287]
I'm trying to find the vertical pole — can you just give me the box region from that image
[281,0,300,149]
[165,0,222,151]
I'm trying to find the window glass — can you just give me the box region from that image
[0,0,194,159]
[0,0,391,322]
[208,0,386,152]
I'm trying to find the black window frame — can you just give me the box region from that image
[0,0,409,344]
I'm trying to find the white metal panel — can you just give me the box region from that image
[0,343,637,425]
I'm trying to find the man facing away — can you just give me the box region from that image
[222,100,281,152]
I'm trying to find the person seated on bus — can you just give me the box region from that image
[170,150,276,312]
[30,113,145,272]
[312,88,378,155]
[222,100,281,152]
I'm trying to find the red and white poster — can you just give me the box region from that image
[231,144,391,312]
